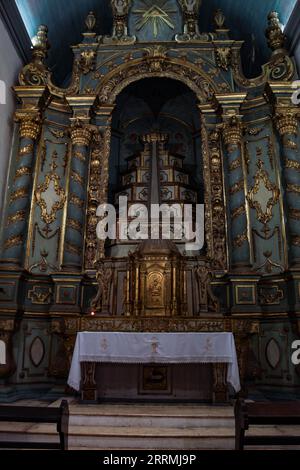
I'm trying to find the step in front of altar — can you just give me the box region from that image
[68,403,235,449]
[1,401,300,449]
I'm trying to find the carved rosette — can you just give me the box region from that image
[231,10,294,88]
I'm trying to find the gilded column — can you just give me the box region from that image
[0,111,42,267]
[222,114,250,268]
[267,84,300,265]
[275,109,300,264]
[215,93,250,270]
[62,120,93,271]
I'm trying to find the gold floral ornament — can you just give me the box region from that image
[35,160,66,225]
[247,159,280,226]
[79,50,96,75]
[215,48,232,71]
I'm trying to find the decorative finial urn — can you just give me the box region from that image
[85,11,96,32]
[31,25,50,62]
[265,11,285,53]
[214,9,226,29]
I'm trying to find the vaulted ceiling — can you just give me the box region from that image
[14,0,297,85]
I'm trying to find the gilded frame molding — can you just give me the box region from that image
[91,53,229,270]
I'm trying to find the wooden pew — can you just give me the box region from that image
[235,398,300,450]
[0,399,69,450]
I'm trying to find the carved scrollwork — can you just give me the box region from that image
[233,50,294,86]
[35,171,66,225]
[19,63,49,87]
[80,317,225,333]
[259,286,284,305]
[97,52,218,105]
[28,286,53,305]
[247,159,280,226]
[19,25,50,86]
[85,131,104,270]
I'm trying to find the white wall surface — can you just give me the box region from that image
[0,16,23,218]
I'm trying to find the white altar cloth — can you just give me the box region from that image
[67,332,240,393]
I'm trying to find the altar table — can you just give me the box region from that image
[67,332,241,401]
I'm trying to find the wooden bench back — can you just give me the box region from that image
[235,399,300,450]
[0,400,69,450]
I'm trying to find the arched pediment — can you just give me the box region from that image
[95,50,224,106]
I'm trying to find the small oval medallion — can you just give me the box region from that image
[265,338,281,369]
[30,336,45,368]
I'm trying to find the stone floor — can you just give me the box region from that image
[0,398,300,450]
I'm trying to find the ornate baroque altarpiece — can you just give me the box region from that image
[0,1,300,399]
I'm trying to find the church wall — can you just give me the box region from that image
[0,17,23,219]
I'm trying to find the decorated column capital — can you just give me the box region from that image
[222,115,243,148]
[70,119,94,146]
[215,93,247,144]
[214,94,250,270]
[274,108,299,137]
[266,82,300,136]
[13,85,50,140]
[15,112,42,140]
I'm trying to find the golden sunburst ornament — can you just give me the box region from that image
[133,1,176,38]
